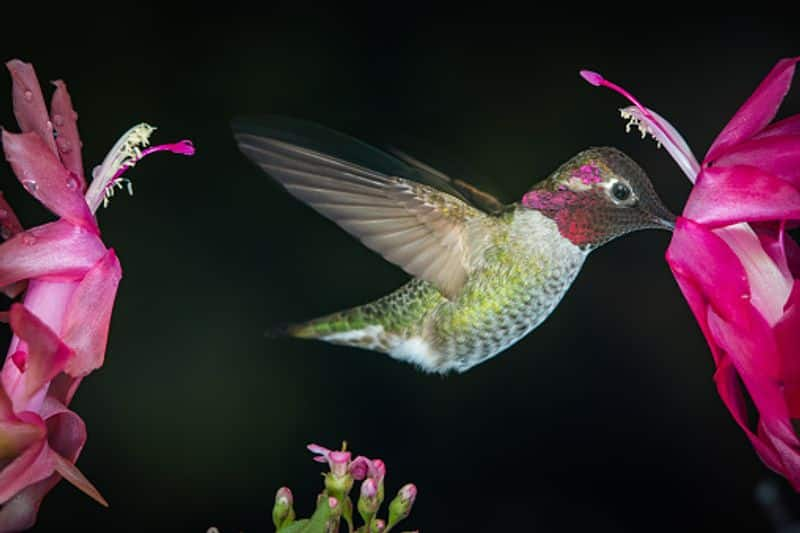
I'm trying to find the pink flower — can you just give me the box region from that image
[582,58,800,488]
[0,59,193,529]
[307,443,353,478]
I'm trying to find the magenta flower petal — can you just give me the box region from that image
[775,283,800,416]
[307,443,331,460]
[683,166,800,227]
[0,439,52,504]
[61,250,122,377]
[0,192,23,240]
[665,217,750,324]
[706,57,800,162]
[9,304,72,405]
[2,130,97,232]
[0,418,44,461]
[47,374,82,407]
[755,114,800,139]
[713,359,784,473]
[711,135,800,187]
[0,220,106,287]
[49,80,85,191]
[0,475,52,531]
[5,60,57,156]
[670,271,724,363]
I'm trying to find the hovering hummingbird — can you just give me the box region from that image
[233,117,675,373]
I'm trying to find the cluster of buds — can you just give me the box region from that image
[272,443,418,533]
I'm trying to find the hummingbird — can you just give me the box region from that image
[233,117,675,374]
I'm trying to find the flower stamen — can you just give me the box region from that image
[84,123,194,213]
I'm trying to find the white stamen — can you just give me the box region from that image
[84,123,156,213]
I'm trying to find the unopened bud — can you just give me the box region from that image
[358,478,380,523]
[387,484,417,528]
[361,478,378,499]
[328,496,339,510]
[272,486,295,528]
[372,518,386,532]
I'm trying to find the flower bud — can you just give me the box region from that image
[361,478,378,499]
[357,478,380,524]
[272,486,295,528]
[372,518,386,532]
[387,484,417,528]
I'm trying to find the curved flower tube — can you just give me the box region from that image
[582,58,800,489]
[0,59,194,530]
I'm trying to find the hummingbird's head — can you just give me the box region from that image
[521,147,675,249]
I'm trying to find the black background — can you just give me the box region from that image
[2,10,799,533]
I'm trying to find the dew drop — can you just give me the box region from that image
[21,180,38,194]
[53,114,64,126]
[23,90,33,102]
[22,234,36,246]
[66,177,79,190]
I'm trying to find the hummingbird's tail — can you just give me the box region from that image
[279,308,391,352]
[277,279,445,357]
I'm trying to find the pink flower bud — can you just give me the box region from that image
[328,496,338,509]
[275,486,293,506]
[371,459,386,483]
[373,519,386,532]
[399,483,417,505]
[360,478,378,499]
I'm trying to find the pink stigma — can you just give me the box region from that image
[140,139,195,158]
[580,68,684,165]
[579,70,604,86]
[109,140,195,184]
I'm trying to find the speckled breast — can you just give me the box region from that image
[424,208,588,372]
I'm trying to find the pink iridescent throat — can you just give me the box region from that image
[522,189,603,247]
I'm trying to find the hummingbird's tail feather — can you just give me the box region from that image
[274,279,447,369]
[280,309,390,352]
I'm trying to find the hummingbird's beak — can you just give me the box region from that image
[645,202,677,231]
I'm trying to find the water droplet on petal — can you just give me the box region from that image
[21,180,38,194]
[22,234,36,246]
[23,90,33,102]
[66,177,79,190]
[53,114,64,126]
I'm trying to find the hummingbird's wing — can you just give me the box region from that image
[385,149,506,215]
[233,117,497,299]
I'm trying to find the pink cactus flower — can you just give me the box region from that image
[0,59,193,529]
[582,57,800,488]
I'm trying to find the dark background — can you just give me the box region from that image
[2,11,799,533]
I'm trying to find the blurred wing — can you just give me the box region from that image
[387,149,506,215]
[233,117,494,299]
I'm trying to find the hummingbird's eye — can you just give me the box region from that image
[609,180,635,205]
